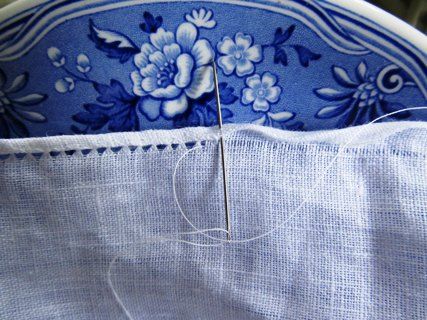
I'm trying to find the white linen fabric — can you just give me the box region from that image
[0,123,426,319]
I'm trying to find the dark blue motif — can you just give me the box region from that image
[72,80,140,133]
[140,11,163,33]
[265,25,321,68]
[314,61,412,127]
[88,20,139,64]
[0,68,47,138]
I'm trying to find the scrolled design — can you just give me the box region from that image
[376,64,406,94]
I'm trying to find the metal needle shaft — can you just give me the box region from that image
[211,60,231,241]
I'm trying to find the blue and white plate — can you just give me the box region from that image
[0,0,425,138]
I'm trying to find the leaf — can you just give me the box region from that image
[14,109,46,122]
[285,121,304,131]
[314,88,353,101]
[315,102,350,119]
[332,66,358,88]
[268,111,294,122]
[13,93,47,106]
[218,82,238,104]
[252,115,267,125]
[93,80,135,105]
[73,79,140,132]
[7,72,28,93]
[273,25,295,46]
[273,48,288,66]
[356,61,367,82]
[140,11,163,33]
[70,125,87,134]
[88,19,139,63]
[292,45,321,67]
[73,111,109,131]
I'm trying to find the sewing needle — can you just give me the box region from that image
[211,60,231,241]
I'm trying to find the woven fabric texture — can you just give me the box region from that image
[0,123,426,319]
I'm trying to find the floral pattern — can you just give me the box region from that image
[241,72,281,112]
[0,68,47,138]
[217,33,262,77]
[314,62,413,127]
[0,0,424,138]
[131,22,215,119]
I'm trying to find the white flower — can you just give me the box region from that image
[76,54,91,73]
[47,47,66,67]
[131,22,215,120]
[217,32,262,77]
[241,72,281,112]
[185,8,216,29]
[55,77,75,93]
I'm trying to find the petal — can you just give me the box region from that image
[47,47,63,61]
[246,74,261,88]
[333,66,358,88]
[13,93,47,105]
[185,66,214,99]
[134,43,156,68]
[6,72,28,93]
[77,54,90,67]
[265,86,281,103]
[55,78,74,93]
[217,37,236,55]
[163,43,181,61]
[261,72,277,88]
[174,54,194,89]
[357,61,367,81]
[235,32,252,50]
[314,88,353,101]
[141,77,158,92]
[267,111,294,122]
[131,71,147,96]
[149,51,167,68]
[176,22,198,52]
[149,28,175,50]
[191,39,214,66]
[315,103,350,119]
[138,97,161,120]
[236,58,254,77]
[162,93,188,118]
[150,85,181,99]
[241,88,255,104]
[217,56,236,75]
[253,97,270,112]
[245,45,262,62]
[13,109,46,122]
[140,64,159,78]
[252,115,267,125]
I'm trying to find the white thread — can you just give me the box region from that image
[172,106,427,244]
[107,229,226,319]
[110,106,427,319]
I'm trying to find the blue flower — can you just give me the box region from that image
[76,54,91,73]
[131,22,215,120]
[185,8,216,29]
[241,72,281,112]
[55,77,75,93]
[0,68,47,138]
[47,47,66,67]
[217,32,262,77]
[314,61,411,127]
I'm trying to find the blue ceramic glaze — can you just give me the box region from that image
[0,0,425,138]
